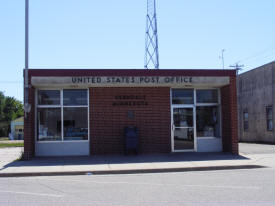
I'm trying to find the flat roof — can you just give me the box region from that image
[27,69,236,78]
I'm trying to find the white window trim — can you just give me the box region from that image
[171,89,197,152]
[196,88,221,139]
[36,88,89,143]
[171,88,222,152]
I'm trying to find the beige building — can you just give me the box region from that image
[10,116,24,140]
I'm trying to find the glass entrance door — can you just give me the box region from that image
[172,107,195,151]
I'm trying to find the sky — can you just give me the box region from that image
[0,0,274,101]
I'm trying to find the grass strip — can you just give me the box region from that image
[0,143,24,148]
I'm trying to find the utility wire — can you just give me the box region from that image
[0,81,22,84]
[236,45,275,64]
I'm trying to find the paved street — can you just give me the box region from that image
[0,143,274,205]
[0,168,275,206]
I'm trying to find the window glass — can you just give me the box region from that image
[267,120,273,131]
[63,89,87,106]
[197,90,218,103]
[38,90,60,105]
[37,108,61,141]
[196,106,220,137]
[37,89,88,142]
[173,108,193,127]
[243,111,249,131]
[174,128,194,150]
[172,89,194,104]
[63,107,88,141]
[266,106,273,131]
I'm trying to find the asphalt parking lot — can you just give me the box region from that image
[239,142,275,155]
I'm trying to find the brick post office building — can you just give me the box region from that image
[23,69,238,157]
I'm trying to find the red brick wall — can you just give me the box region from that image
[23,87,35,159]
[89,87,171,155]
[25,68,238,157]
[221,76,239,154]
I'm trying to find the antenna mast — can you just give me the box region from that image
[219,49,225,69]
[144,0,159,69]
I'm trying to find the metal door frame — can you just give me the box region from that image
[171,105,197,152]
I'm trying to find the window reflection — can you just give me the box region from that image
[172,89,194,104]
[197,90,218,103]
[243,111,249,131]
[173,108,194,150]
[37,89,88,142]
[38,108,61,141]
[63,108,88,141]
[266,107,273,131]
[196,106,220,137]
[174,128,194,150]
[63,89,87,106]
[38,90,60,105]
[173,108,193,127]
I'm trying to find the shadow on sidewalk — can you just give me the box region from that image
[2,152,249,169]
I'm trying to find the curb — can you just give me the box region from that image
[0,164,265,178]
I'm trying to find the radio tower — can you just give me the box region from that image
[144,0,159,69]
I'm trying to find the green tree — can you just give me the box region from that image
[0,91,4,120]
[0,92,24,137]
[3,97,23,121]
[0,91,6,136]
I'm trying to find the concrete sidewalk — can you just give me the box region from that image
[0,147,23,170]
[0,151,273,177]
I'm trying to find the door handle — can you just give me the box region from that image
[172,124,175,130]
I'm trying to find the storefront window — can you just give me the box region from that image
[37,89,88,142]
[38,90,60,105]
[196,106,220,137]
[195,89,219,138]
[63,108,88,141]
[38,108,62,141]
[63,89,87,106]
[172,89,194,104]
[197,89,218,103]
[171,88,222,150]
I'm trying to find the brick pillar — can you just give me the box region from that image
[221,76,239,154]
[23,87,35,159]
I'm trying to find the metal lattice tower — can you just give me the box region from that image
[144,0,159,69]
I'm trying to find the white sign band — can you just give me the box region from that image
[31,76,230,88]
